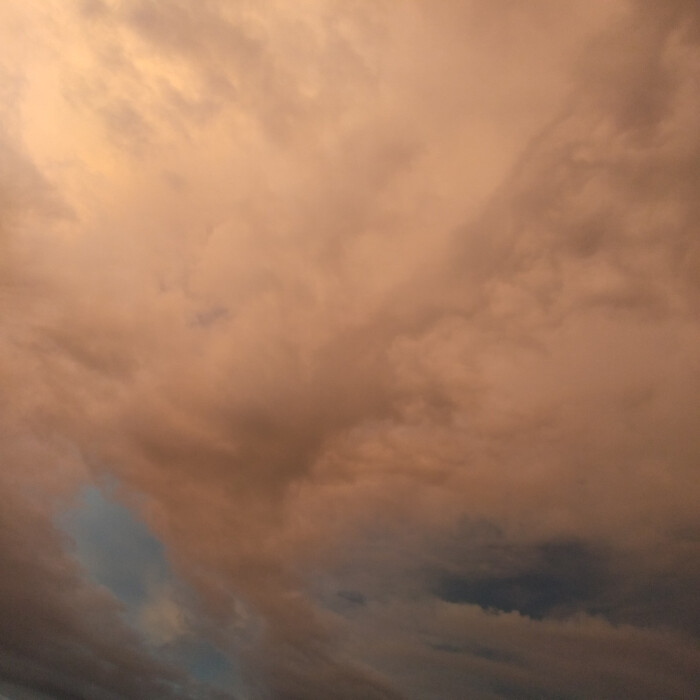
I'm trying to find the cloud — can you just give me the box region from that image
[334,599,700,700]
[139,585,189,646]
[0,0,699,697]
[0,480,209,699]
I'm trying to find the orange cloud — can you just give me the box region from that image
[1,1,699,697]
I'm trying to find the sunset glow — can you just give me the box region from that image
[1,2,699,698]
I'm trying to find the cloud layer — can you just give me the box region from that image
[1,1,699,698]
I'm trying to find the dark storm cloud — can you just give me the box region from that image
[435,539,609,619]
[433,535,700,637]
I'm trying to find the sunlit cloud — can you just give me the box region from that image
[1,1,699,698]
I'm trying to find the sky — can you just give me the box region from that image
[0,1,699,698]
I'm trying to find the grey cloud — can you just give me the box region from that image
[331,598,700,700]
[432,535,700,636]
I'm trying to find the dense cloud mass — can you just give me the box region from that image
[1,1,699,698]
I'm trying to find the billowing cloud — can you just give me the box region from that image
[1,1,699,698]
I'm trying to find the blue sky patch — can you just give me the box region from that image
[56,482,238,694]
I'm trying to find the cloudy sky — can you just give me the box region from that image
[1,1,699,698]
